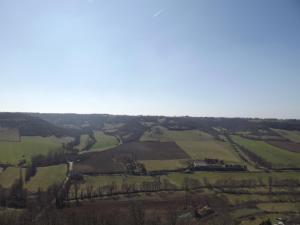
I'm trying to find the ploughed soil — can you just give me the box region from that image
[74,141,189,174]
[267,140,300,153]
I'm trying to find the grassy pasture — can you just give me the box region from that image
[224,193,296,205]
[24,164,67,192]
[82,175,154,188]
[257,202,300,213]
[75,171,300,192]
[163,171,300,187]
[0,167,25,188]
[273,129,300,143]
[141,126,241,162]
[75,134,91,151]
[0,136,71,165]
[231,208,262,219]
[139,160,187,171]
[232,135,300,168]
[90,131,119,152]
[176,140,240,162]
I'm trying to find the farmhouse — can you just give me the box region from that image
[191,159,246,171]
[193,160,207,168]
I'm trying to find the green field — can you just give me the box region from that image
[90,131,119,152]
[224,193,296,205]
[257,202,300,212]
[0,167,25,188]
[273,129,300,143]
[0,165,67,191]
[176,141,240,162]
[139,160,187,171]
[75,171,300,191]
[24,164,67,192]
[232,135,300,168]
[75,134,91,151]
[141,126,241,162]
[231,208,262,219]
[0,136,72,165]
[163,171,300,187]
[81,175,154,187]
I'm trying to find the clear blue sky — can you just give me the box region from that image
[0,0,299,118]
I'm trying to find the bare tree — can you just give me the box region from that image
[73,182,79,205]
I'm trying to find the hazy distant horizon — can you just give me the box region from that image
[1,111,299,120]
[1,0,299,119]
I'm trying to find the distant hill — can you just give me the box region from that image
[0,113,82,137]
[1,112,300,140]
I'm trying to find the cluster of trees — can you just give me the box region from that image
[63,135,80,151]
[81,134,96,152]
[25,163,37,182]
[125,158,147,175]
[69,174,300,203]
[111,120,147,143]
[259,219,272,225]
[0,202,226,225]
[0,191,235,225]
[0,171,27,208]
[31,149,68,167]
[71,177,171,201]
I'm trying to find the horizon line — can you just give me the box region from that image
[0,111,299,121]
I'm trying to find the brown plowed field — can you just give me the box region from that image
[267,141,300,153]
[74,141,189,174]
